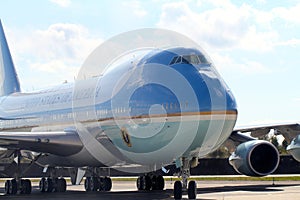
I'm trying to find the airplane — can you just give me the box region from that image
[0,20,300,199]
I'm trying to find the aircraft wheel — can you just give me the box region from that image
[156,175,165,190]
[90,177,99,191]
[188,180,197,199]
[9,179,18,195]
[144,175,152,190]
[4,180,11,194]
[136,176,143,190]
[20,179,32,194]
[84,177,91,191]
[25,179,32,194]
[103,177,112,191]
[151,175,157,190]
[44,178,54,193]
[174,180,182,200]
[39,178,46,192]
[56,178,67,192]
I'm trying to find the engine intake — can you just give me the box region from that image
[229,140,279,177]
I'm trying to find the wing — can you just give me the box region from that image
[0,131,83,156]
[234,122,300,143]
[228,122,300,163]
[222,122,300,156]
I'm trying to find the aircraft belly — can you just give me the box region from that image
[36,147,105,167]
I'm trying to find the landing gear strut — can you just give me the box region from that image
[174,157,197,200]
[4,151,32,195]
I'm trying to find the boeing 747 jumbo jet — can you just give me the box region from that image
[0,20,299,199]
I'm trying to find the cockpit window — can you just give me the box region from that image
[169,56,179,65]
[169,54,208,65]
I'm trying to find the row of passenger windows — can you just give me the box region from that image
[0,102,189,128]
[169,54,208,65]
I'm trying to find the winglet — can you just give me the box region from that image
[0,20,21,96]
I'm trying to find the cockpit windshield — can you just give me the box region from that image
[169,54,209,65]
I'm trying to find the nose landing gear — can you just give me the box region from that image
[173,157,197,200]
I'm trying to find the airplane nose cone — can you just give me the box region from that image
[226,89,238,112]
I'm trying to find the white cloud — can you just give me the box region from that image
[50,0,71,8]
[275,38,300,47]
[273,3,300,24]
[212,52,271,74]
[293,98,300,102]
[238,25,279,51]
[256,0,266,5]
[30,60,78,74]
[10,23,101,89]
[32,23,100,62]
[157,1,278,52]
[122,1,147,17]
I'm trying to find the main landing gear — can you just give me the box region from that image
[39,177,67,193]
[84,176,112,192]
[84,167,112,192]
[136,174,165,191]
[174,157,197,200]
[5,179,32,195]
[38,167,67,193]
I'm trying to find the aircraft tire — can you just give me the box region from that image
[44,178,54,193]
[151,175,157,190]
[156,175,165,190]
[103,177,112,191]
[39,178,46,192]
[4,180,11,194]
[173,180,182,200]
[9,179,18,195]
[56,178,67,192]
[144,175,152,190]
[84,177,91,191]
[90,177,99,191]
[136,176,143,190]
[188,180,197,199]
[20,179,32,194]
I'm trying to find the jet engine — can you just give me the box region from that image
[287,134,300,162]
[229,140,279,177]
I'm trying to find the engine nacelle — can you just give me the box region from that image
[229,140,279,177]
[287,134,300,162]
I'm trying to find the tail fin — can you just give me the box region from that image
[0,20,20,96]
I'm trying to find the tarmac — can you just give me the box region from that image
[0,179,300,199]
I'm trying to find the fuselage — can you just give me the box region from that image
[0,47,237,171]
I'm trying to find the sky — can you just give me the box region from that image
[0,0,299,126]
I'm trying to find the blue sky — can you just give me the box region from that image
[0,0,299,126]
